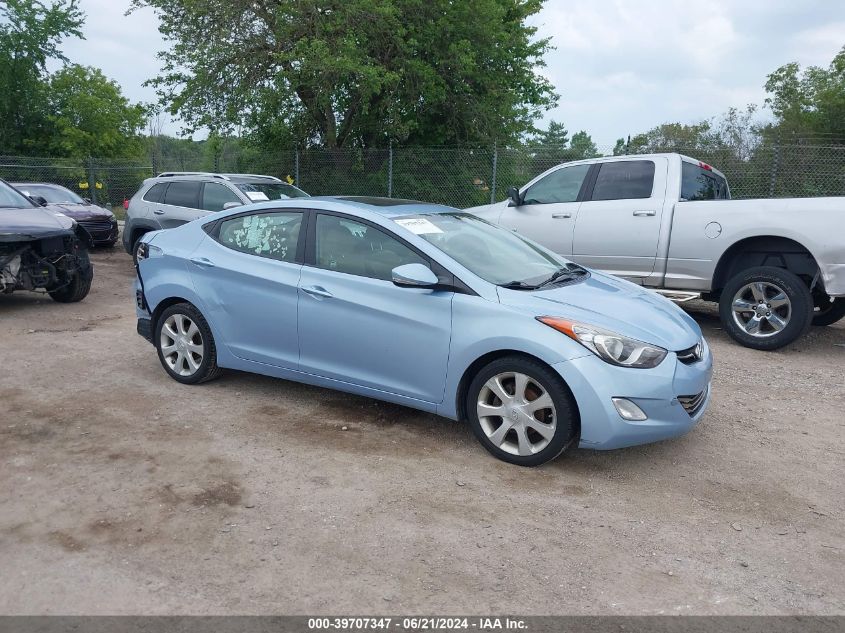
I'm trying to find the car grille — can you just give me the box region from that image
[676,341,703,364]
[79,219,116,234]
[678,388,708,417]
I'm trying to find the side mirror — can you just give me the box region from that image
[83,197,92,204]
[391,263,439,289]
[31,195,48,207]
[223,201,243,210]
[507,186,523,207]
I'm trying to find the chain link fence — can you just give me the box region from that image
[3,141,844,211]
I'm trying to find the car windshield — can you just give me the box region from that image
[236,182,310,201]
[0,181,36,209]
[14,184,85,204]
[393,212,584,287]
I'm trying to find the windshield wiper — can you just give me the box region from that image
[499,280,540,290]
[535,266,588,289]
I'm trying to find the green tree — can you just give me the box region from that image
[46,64,148,158]
[531,120,569,148]
[132,0,558,148]
[0,0,83,153]
[567,130,599,159]
[765,46,845,139]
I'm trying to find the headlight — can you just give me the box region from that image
[537,317,667,369]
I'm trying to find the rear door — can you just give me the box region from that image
[188,209,305,368]
[572,158,667,279]
[156,180,204,228]
[499,163,591,256]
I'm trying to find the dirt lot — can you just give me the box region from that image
[0,247,843,615]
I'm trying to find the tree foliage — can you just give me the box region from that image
[47,64,148,158]
[131,0,558,148]
[0,0,83,153]
[764,46,845,139]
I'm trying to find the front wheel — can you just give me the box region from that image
[154,303,223,384]
[812,296,845,327]
[48,256,93,303]
[718,266,813,350]
[466,356,578,466]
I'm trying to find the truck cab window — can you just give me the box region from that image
[681,162,730,200]
[523,164,590,204]
[590,160,655,201]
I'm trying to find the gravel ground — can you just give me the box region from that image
[0,247,843,615]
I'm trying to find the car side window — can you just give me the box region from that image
[143,183,168,203]
[202,182,242,212]
[522,164,590,205]
[163,181,201,208]
[314,214,426,281]
[217,211,303,262]
[590,161,655,201]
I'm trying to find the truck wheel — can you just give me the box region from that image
[466,356,578,467]
[719,266,812,350]
[48,256,93,303]
[812,297,845,327]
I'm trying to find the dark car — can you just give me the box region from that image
[0,179,93,302]
[13,182,119,247]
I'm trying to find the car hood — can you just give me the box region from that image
[45,203,113,221]
[498,271,701,351]
[0,206,76,241]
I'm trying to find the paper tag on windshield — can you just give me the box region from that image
[395,217,442,235]
[246,191,269,202]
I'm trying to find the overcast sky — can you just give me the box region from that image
[57,0,845,146]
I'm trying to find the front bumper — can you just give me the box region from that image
[553,343,713,450]
[79,218,118,245]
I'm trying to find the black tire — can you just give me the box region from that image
[718,266,813,351]
[154,302,223,385]
[812,297,845,327]
[466,355,578,467]
[48,253,93,303]
[131,233,147,266]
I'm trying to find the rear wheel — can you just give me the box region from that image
[719,266,813,350]
[154,303,223,384]
[466,356,577,466]
[812,296,845,327]
[132,233,147,266]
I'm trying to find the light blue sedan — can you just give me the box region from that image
[134,196,712,466]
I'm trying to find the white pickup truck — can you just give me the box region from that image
[467,153,845,350]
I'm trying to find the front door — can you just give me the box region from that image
[499,163,591,256]
[297,213,453,403]
[188,210,305,368]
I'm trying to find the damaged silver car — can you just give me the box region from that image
[0,179,93,302]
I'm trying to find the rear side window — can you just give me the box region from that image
[217,211,303,262]
[202,182,242,211]
[681,162,730,200]
[591,161,655,201]
[163,181,201,208]
[522,164,591,204]
[143,183,168,203]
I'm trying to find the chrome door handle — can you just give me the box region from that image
[154,209,165,215]
[633,210,656,217]
[189,257,215,268]
[301,285,334,299]
[551,213,572,219]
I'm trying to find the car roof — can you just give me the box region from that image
[308,196,457,217]
[10,182,68,188]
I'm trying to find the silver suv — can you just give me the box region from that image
[122,172,309,260]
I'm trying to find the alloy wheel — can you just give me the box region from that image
[160,313,204,376]
[476,372,557,456]
[730,281,792,338]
